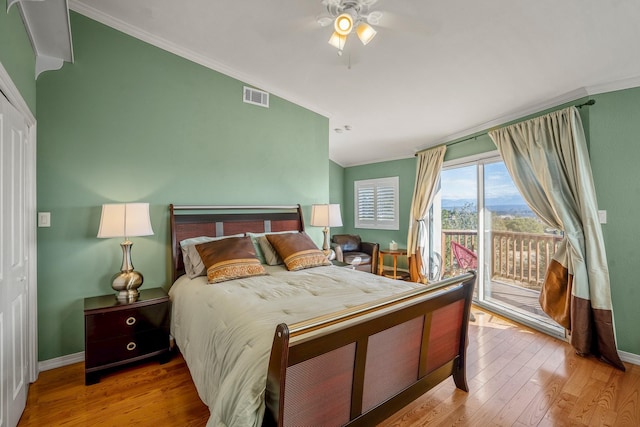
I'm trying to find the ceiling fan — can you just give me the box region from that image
[317,0,384,55]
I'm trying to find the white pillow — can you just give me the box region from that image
[245,232,267,264]
[257,235,282,265]
[180,234,243,278]
[246,231,298,265]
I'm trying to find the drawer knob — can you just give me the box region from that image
[126,342,137,351]
[125,316,136,326]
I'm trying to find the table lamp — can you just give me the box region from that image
[310,204,343,258]
[97,203,153,301]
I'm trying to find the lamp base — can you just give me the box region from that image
[323,248,336,261]
[112,270,143,302]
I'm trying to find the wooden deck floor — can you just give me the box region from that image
[442,272,552,322]
[488,280,548,317]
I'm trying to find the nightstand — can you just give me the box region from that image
[84,287,170,385]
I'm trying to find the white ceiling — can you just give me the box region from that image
[69,0,640,167]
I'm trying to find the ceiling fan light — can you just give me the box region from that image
[356,22,377,45]
[328,31,347,53]
[334,13,353,35]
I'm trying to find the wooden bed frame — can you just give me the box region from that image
[169,204,476,427]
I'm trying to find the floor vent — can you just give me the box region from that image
[243,86,269,108]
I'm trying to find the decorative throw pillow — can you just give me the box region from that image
[195,236,267,283]
[180,234,244,279]
[266,232,331,271]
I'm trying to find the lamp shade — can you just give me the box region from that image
[328,31,347,50]
[310,204,343,228]
[356,22,377,45]
[97,203,154,239]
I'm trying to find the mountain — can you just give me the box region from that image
[442,195,527,209]
[442,197,534,217]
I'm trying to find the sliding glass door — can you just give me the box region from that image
[434,153,564,337]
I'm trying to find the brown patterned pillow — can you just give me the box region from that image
[180,234,245,278]
[266,232,331,271]
[195,236,266,283]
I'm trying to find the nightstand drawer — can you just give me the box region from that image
[85,303,168,341]
[84,288,171,384]
[85,329,169,368]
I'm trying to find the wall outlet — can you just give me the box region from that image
[38,212,51,227]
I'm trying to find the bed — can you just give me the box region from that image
[168,204,476,427]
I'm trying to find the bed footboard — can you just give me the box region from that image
[265,272,476,427]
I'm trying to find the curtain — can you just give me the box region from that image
[407,146,446,283]
[489,106,624,370]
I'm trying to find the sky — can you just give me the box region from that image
[441,161,528,206]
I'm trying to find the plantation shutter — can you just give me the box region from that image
[355,177,399,230]
[357,185,375,223]
[376,183,395,224]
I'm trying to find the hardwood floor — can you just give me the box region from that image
[18,308,640,426]
[17,354,210,426]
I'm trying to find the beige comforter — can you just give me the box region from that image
[169,264,421,427]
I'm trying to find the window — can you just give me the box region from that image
[354,176,399,230]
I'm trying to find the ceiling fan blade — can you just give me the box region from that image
[373,10,439,37]
[288,15,327,33]
[317,15,334,27]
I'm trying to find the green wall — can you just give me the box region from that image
[444,134,496,161]
[342,158,417,249]
[36,13,329,361]
[0,2,36,112]
[588,87,640,354]
[339,93,640,357]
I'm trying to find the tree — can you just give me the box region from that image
[491,215,545,234]
[442,202,477,230]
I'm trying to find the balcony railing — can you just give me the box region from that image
[441,229,563,290]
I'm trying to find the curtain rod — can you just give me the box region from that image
[415,99,596,155]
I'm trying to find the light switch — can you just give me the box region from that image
[598,210,607,224]
[38,212,51,227]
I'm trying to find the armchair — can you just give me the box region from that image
[331,234,379,273]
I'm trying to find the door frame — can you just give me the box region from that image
[439,151,566,339]
[0,61,38,383]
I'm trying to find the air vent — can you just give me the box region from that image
[243,86,269,108]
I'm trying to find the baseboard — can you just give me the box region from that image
[619,350,640,366]
[38,351,85,372]
[34,345,637,373]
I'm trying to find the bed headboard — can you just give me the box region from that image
[169,204,305,283]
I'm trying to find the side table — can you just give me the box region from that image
[378,248,410,280]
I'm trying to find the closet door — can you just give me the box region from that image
[0,92,28,427]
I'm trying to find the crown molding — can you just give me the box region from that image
[68,0,331,119]
[586,74,640,96]
[339,153,414,168]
